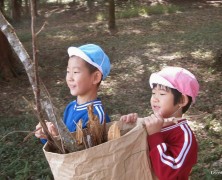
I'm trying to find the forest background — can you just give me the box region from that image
[0,0,222,179]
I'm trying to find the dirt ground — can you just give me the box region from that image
[0,0,222,179]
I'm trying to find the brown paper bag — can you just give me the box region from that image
[43,120,157,180]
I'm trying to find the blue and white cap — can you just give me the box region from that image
[67,44,111,80]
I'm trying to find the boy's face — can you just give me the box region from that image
[66,56,96,97]
[150,85,181,118]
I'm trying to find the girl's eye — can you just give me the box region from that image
[74,72,79,74]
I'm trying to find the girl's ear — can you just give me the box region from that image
[179,95,189,107]
[92,71,102,85]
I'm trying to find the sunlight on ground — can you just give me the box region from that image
[159,53,183,61]
[208,120,222,132]
[101,79,118,96]
[144,43,184,62]
[151,20,171,31]
[47,0,73,3]
[191,50,213,60]
[46,32,78,41]
[96,13,105,21]
[206,1,222,7]
[188,120,205,131]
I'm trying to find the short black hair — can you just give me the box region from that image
[70,55,102,85]
[153,84,192,113]
[84,60,102,86]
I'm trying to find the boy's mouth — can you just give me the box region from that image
[152,105,160,111]
[69,85,76,90]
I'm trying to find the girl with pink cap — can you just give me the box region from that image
[121,66,199,180]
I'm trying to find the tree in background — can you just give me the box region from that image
[0,0,38,21]
[0,0,4,14]
[0,30,21,81]
[11,0,22,21]
[108,0,116,30]
[25,0,30,15]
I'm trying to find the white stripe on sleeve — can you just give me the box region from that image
[157,124,192,169]
[95,105,104,123]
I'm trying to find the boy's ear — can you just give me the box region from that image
[92,71,102,85]
[179,95,189,107]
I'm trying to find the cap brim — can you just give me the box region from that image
[149,73,175,89]
[67,47,103,74]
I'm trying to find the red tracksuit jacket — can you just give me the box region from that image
[148,119,198,180]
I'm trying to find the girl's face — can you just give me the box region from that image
[150,85,181,118]
[66,56,95,97]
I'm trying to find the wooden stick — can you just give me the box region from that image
[0,5,78,153]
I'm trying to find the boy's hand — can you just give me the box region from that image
[120,113,138,124]
[35,121,58,139]
[144,113,164,135]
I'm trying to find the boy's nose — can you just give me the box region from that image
[152,95,159,102]
[67,74,74,81]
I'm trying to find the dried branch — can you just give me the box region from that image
[0,9,77,153]
[87,104,104,146]
[23,127,42,142]
[36,21,47,36]
[108,121,120,141]
[76,120,83,145]
[0,131,32,142]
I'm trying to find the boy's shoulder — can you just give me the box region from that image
[65,99,104,111]
[65,100,77,109]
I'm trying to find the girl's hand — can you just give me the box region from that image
[144,113,164,135]
[120,113,138,124]
[35,121,58,139]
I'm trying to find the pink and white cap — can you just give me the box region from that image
[149,66,199,103]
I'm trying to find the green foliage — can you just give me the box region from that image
[116,4,182,19]
[0,115,53,179]
[116,6,140,19]
[17,32,32,43]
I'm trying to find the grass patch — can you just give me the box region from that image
[0,115,52,179]
[17,32,32,43]
[116,4,182,19]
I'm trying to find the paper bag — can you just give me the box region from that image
[43,121,157,180]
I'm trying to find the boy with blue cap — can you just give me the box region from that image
[35,44,111,140]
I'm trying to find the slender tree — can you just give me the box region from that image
[0,30,21,81]
[108,0,116,30]
[25,0,29,15]
[0,0,4,14]
[11,0,22,21]
[33,0,38,17]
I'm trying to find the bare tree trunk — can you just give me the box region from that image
[87,0,93,12]
[25,0,29,15]
[11,0,22,21]
[33,0,38,17]
[108,0,116,30]
[0,0,4,14]
[0,30,20,81]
